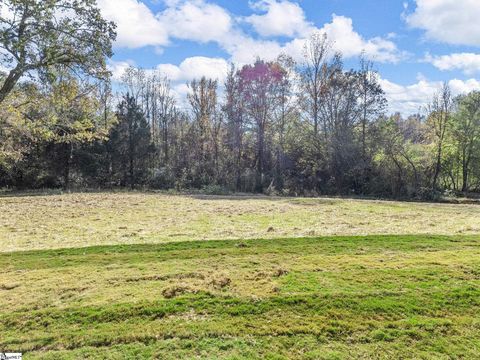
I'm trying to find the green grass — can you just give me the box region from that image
[2,193,480,358]
[2,234,480,359]
[1,192,480,252]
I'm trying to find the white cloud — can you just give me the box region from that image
[244,1,401,63]
[171,83,191,107]
[281,38,308,62]
[156,56,229,82]
[97,0,402,66]
[0,3,13,20]
[320,15,403,63]
[108,59,136,81]
[97,0,168,48]
[380,77,480,114]
[222,32,284,64]
[380,78,439,114]
[158,0,232,43]
[227,14,403,64]
[0,62,9,74]
[448,78,480,95]
[268,15,403,64]
[109,57,229,109]
[156,0,286,65]
[155,64,182,81]
[246,0,313,37]
[425,53,480,75]
[406,0,480,46]
[98,0,232,49]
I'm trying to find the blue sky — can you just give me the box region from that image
[97,0,480,114]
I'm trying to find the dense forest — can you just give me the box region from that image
[1,1,480,199]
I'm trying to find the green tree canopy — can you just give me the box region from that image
[0,0,116,104]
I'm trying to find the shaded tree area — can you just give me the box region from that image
[107,95,154,189]
[1,5,480,198]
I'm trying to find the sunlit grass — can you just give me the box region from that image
[2,193,480,358]
[1,235,480,358]
[1,192,480,252]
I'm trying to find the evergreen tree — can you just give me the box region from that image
[108,95,154,188]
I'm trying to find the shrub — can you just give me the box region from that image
[201,184,230,195]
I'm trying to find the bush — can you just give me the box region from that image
[149,167,175,189]
[201,184,230,195]
[417,187,442,201]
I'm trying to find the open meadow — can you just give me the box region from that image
[1,193,480,359]
[3,0,480,358]
[2,192,480,252]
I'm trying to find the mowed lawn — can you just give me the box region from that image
[1,192,480,252]
[1,193,480,359]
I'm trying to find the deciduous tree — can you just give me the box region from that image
[0,0,116,103]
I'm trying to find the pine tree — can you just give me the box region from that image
[108,95,154,188]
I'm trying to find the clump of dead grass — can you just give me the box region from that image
[162,285,197,299]
[210,277,231,289]
[0,283,20,290]
[272,268,289,277]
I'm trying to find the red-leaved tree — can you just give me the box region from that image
[238,59,286,192]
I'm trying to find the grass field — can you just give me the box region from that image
[1,192,480,252]
[1,193,480,359]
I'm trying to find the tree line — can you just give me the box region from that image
[1,1,479,199]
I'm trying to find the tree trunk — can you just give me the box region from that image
[256,125,265,192]
[0,69,24,104]
[461,147,469,192]
[391,155,403,197]
[432,145,442,191]
[235,140,242,192]
[313,102,318,136]
[129,120,135,189]
[401,152,419,191]
[63,143,73,190]
[129,152,134,190]
[163,123,169,164]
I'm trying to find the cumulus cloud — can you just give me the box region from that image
[98,0,231,48]
[448,78,480,95]
[108,57,228,109]
[246,0,313,37]
[158,0,232,43]
[97,0,168,48]
[221,32,283,64]
[0,3,13,20]
[227,14,403,64]
[98,0,402,65]
[156,56,229,82]
[406,0,480,46]
[380,77,480,115]
[244,0,402,63]
[319,15,403,63]
[108,59,137,81]
[274,15,404,64]
[424,53,480,75]
[109,57,228,85]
